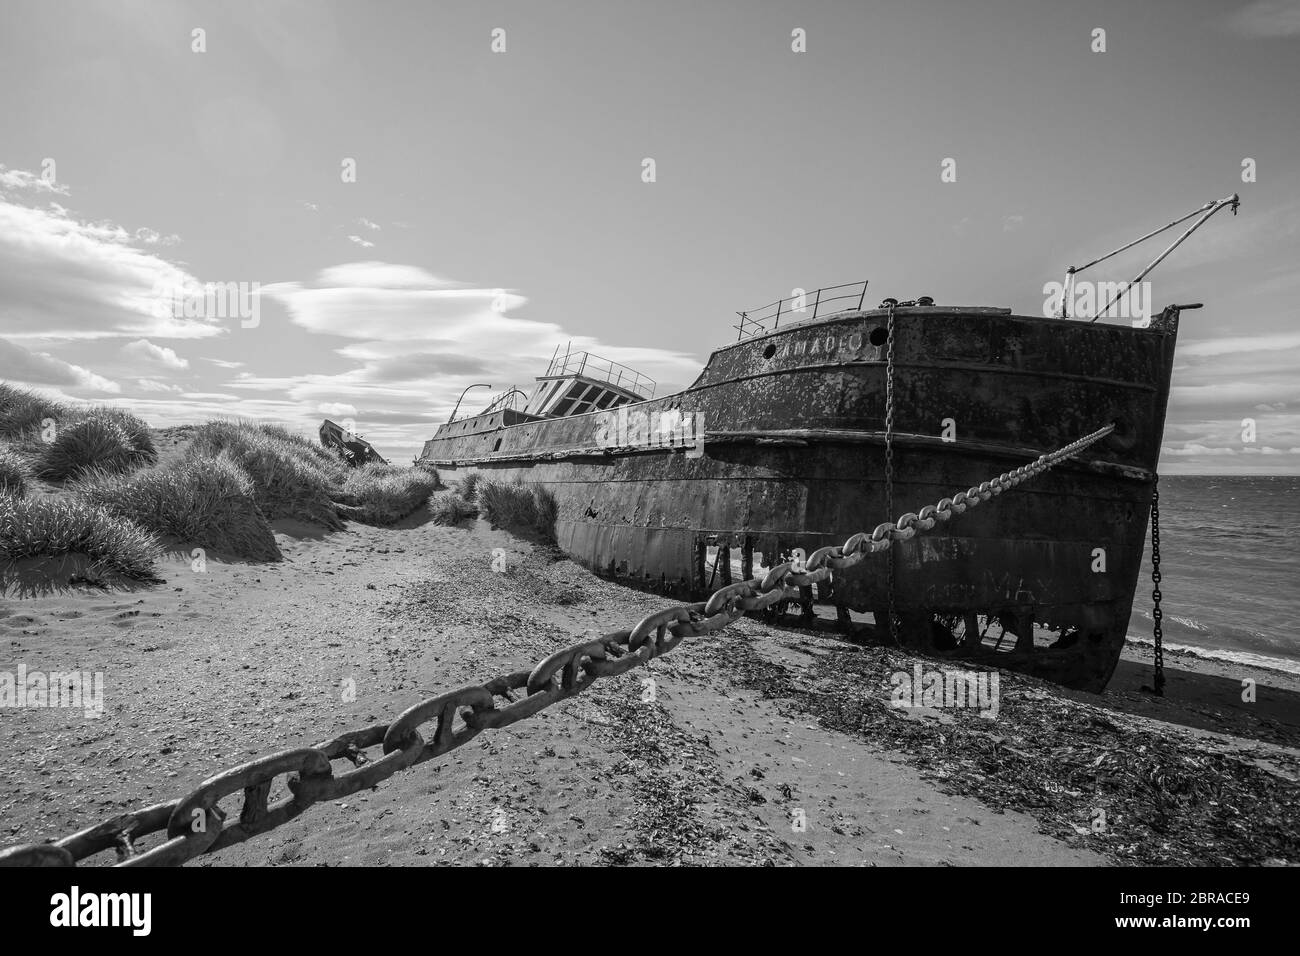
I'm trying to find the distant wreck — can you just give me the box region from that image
[319,419,387,466]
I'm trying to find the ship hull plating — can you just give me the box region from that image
[420,307,1178,692]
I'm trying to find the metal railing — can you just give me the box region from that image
[481,387,529,415]
[734,280,870,341]
[543,346,657,398]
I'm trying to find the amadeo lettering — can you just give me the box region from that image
[776,330,873,360]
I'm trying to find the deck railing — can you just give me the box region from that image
[543,347,657,398]
[733,280,870,341]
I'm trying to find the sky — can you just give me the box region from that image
[0,0,1297,472]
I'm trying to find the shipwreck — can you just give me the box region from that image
[418,195,1240,692]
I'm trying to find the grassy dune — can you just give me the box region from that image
[73,455,281,562]
[340,461,440,525]
[0,495,162,579]
[0,384,157,485]
[186,420,347,529]
[0,383,442,581]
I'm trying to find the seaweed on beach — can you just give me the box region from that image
[712,639,1300,867]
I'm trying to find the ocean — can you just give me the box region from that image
[1128,475,1300,675]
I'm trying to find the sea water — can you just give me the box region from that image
[1128,475,1300,675]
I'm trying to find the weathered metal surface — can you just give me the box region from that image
[419,306,1179,691]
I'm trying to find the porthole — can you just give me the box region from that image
[763,343,777,359]
[869,327,889,347]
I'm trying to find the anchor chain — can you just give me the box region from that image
[0,423,1117,868]
[1150,476,1165,696]
[883,299,898,643]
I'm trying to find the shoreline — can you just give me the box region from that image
[1123,636,1300,680]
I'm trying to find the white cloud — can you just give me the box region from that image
[203,358,246,369]
[346,235,375,248]
[318,401,358,417]
[357,217,381,231]
[249,262,703,457]
[122,338,189,370]
[0,337,119,392]
[0,166,69,197]
[1180,332,1300,357]
[1164,442,1237,456]
[136,378,182,393]
[0,175,224,341]
[133,227,180,246]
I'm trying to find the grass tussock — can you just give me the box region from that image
[0,382,64,441]
[73,455,281,561]
[428,492,477,526]
[341,462,440,525]
[458,471,482,501]
[89,407,156,463]
[0,385,155,465]
[187,420,345,529]
[476,480,558,542]
[0,445,30,498]
[37,414,156,481]
[0,494,161,579]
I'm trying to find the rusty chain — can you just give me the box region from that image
[883,299,899,643]
[0,422,1116,868]
[1150,475,1165,697]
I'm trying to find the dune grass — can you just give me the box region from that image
[0,385,156,470]
[186,420,345,529]
[36,415,155,481]
[84,407,157,463]
[73,455,281,561]
[428,492,477,526]
[0,382,64,441]
[476,480,558,542]
[0,494,161,579]
[341,462,441,525]
[458,471,482,502]
[260,422,348,472]
[0,445,30,498]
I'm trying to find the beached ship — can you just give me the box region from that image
[418,197,1238,692]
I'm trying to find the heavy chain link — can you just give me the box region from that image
[884,301,898,643]
[0,423,1116,868]
[1150,476,1165,697]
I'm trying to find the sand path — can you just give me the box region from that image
[1,512,1107,866]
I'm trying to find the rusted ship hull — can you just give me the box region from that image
[420,306,1178,692]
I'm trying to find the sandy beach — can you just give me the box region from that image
[3,505,1296,867]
